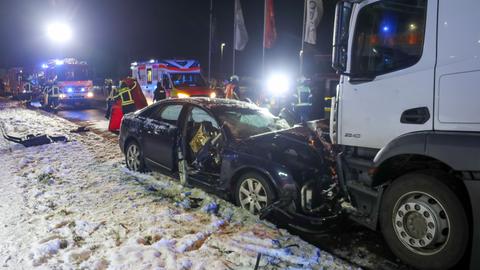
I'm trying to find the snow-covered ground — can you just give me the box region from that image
[0,101,359,269]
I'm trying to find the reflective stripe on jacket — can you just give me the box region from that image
[114,87,134,106]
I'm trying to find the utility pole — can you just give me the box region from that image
[220,43,226,74]
[232,0,237,75]
[208,0,214,82]
[300,0,307,76]
[262,0,267,77]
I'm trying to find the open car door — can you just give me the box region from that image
[183,106,222,187]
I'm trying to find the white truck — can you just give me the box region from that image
[330,0,480,269]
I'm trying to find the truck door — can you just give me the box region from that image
[435,1,480,132]
[337,0,437,150]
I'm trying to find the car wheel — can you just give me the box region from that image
[380,172,469,270]
[125,140,145,172]
[235,172,275,215]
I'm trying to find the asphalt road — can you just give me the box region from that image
[52,101,410,270]
[56,102,107,123]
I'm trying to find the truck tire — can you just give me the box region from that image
[380,172,468,270]
[235,172,275,215]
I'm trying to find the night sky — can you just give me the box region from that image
[0,0,337,80]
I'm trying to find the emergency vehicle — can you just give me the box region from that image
[131,59,215,104]
[40,58,94,107]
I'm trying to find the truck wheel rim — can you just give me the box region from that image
[239,178,268,214]
[392,191,450,255]
[126,144,140,171]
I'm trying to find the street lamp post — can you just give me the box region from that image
[220,43,226,77]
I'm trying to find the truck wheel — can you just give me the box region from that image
[125,141,145,172]
[235,172,275,215]
[380,172,468,270]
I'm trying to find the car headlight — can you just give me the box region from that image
[86,92,94,98]
[177,93,189,98]
[210,92,216,98]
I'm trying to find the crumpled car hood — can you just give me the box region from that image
[236,125,327,171]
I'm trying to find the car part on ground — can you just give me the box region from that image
[70,126,90,133]
[3,133,68,147]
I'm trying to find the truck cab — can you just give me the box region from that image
[331,0,480,269]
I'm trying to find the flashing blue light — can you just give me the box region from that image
[382,25,390,32]
[67,88,73,93]
[41,64,48,69]
[81,88,85,92]
[55,60,64,65]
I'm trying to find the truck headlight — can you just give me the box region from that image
[87,92,94,98]
[210,92,216,98]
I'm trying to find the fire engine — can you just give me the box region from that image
[131,59,215,104]
[39,58,94,108]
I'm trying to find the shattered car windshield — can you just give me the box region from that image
[214,107,291,139]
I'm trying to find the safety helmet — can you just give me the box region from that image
[230,75,239,83]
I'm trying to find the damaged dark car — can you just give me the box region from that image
[119,98,340,224]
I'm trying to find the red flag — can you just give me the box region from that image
[264,0,277,48]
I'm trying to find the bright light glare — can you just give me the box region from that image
[209,92,216,98]
[266,73,290,95]
[177,93,190,98]
[87,92,94,98]
[149,59,155,63]
[47,23,72,43]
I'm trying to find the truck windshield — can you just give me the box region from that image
[170,73,207,87]
[351,0,427,76]
[55,65,89,81]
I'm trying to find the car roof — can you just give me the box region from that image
[162,97,260,110]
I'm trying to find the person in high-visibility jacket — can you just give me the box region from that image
[113,81,136,114]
